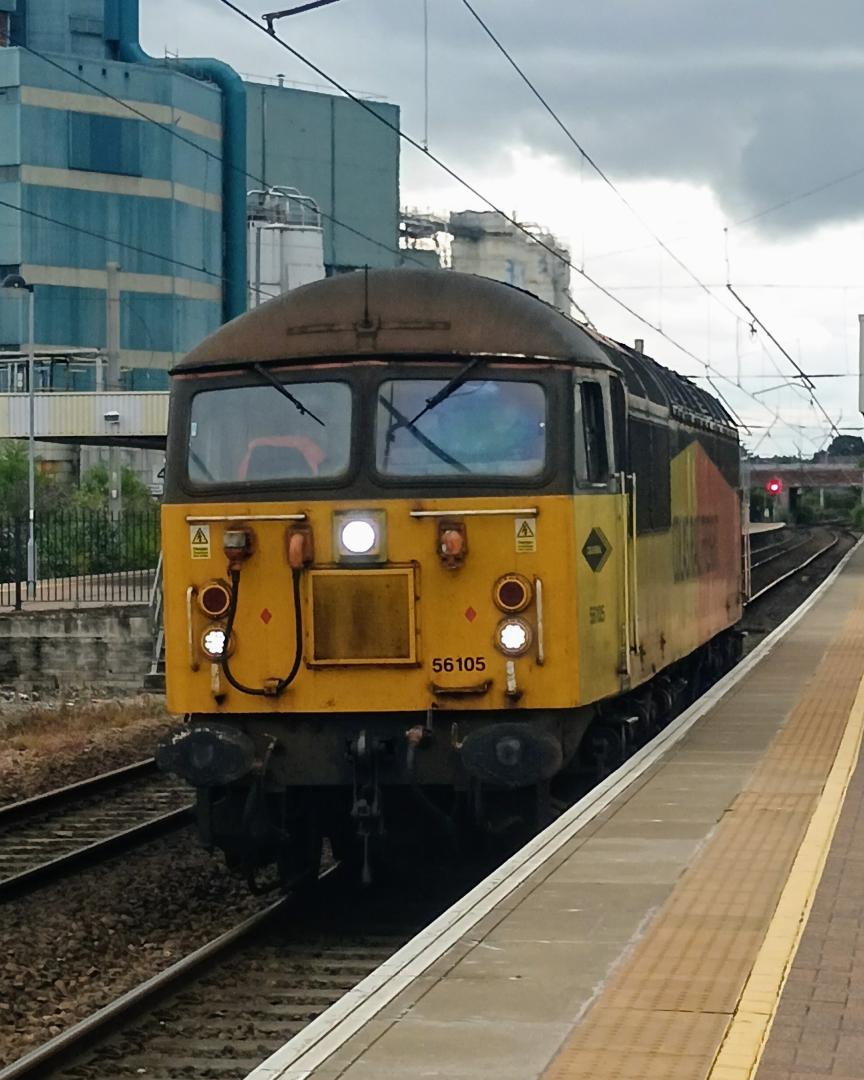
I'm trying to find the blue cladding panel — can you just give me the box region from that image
[0,179,22,262]
[68,113,141,175]
[21,104,222,191]
[122,294,220,354]
[0,100,19,165]
[30,284,220,355]
[245,83,400,271]
[0,291,25,347]
[22,186,222,281]
[25,0,107,57]
[332,97,399,270]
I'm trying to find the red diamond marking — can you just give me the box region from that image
[464,606,477,622]
[260,608,272,625]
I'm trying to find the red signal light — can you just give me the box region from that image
[765,477,783,496]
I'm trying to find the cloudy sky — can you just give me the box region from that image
[145,0,864,456]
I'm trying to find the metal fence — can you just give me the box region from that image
[0,509,161,608]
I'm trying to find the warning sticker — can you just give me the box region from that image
[514,517,537,553]
[190,524,211,560]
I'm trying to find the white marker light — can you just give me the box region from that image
[202,627,227,660]
[496,618,532,656]
[340,519,376,555]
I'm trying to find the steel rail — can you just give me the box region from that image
[0,889,301,1080]
[0,864,342,1079]
[746,533,840,606]
[0,758,157,827]
[750,533,812,570]
[0,805,193,902]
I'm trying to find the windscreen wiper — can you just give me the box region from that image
[251,363,325,427]
[379,396,470,474]
[408,356,484,427]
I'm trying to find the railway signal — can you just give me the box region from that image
[765,477,783,496]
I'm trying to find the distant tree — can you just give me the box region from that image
[0,441,70,516]
[824,435,864,458]
[72,463,156,512]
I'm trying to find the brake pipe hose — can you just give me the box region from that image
[220,566,304,696]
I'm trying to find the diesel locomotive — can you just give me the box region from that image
[158,268,742,887]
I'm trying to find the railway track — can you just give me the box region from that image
[0,862,474,1080]
[0,527,855,1078]
[0,760,193,901]
[746,526,842,606]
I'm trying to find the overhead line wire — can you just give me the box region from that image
[18,42,424,272]
[457,0,742,327]
[216,0,778,432]
[733,163,864,227]
[725,283,840,438]
[456,1,845,442]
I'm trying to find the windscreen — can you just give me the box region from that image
[376,379,546,477]
[187,380,351,484]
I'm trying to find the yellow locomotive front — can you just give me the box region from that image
[159,270,741,886]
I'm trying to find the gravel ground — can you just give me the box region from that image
[0,827,268,1068]
[0,697,175,806]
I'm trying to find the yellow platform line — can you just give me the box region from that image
[707,669,864,1080]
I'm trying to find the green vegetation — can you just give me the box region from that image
[0,442,159,584]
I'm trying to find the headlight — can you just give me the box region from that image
[201,625,233,660]
[333,510,386,561]
[495,617,532,656]
[341,519,376,554]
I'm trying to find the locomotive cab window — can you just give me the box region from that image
[575,379,613,485]
[186,379,352,485]
[375,378,547,478]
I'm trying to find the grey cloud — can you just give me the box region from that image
[147,0,864,233]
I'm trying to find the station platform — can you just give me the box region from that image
[247,539,864,1080]
[748,522,786,535]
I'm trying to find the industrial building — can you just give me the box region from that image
[0,0,401,383]
[400,209,572,315]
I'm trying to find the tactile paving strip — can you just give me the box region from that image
[544,573,864,1080]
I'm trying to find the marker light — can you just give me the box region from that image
[201,625,233,661]
[198,581,231,619]
[495,617,532,656]
[437,519,467,569]
[494,573,532,613]
[341,519,376,554]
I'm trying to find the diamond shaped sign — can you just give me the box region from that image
[582,528,612,573]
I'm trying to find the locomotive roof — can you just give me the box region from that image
[176,268,735,431]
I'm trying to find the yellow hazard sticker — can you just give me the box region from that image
[514,517,536,553]
[190,524,211,560]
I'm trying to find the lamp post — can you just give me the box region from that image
[2,273,36,600]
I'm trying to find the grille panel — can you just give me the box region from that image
[309,568,417,664]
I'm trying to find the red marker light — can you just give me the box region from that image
[765,477,783,496]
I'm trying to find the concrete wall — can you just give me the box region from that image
[0,604,153,692]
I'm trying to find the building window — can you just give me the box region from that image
[0,13,10,46]
[68,114,142,177]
